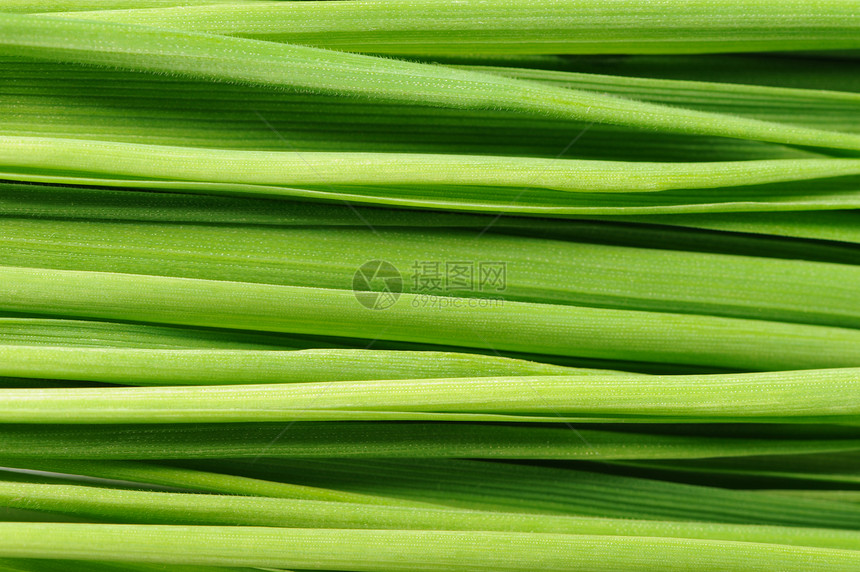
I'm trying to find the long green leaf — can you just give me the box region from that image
[469,65,860,133]
[0,181,856,265]
[0,317,318,350]
[3,0,241,12]
[3,481,860,550]
[7,170,860,216]
[212,458,860,528]
[6,137,858,193]
[607,211,860,245]
[3,218,860,328]
[3,422,859,459]
[763,491,860,504]
[1,266,859,370]
[0,317,710,377]
[3,14,860,151]
[0,346,584,386]
[4,523,860,571]
[0,558,259,572]
[47,0,860,55]
[556,53,860,93]
[0,58,838,160]
[612,452,860,488]
[2,369,860,424]
[0,459,427,506]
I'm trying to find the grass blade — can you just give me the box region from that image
[6,136,859,193]
[0,459,426,506]
[3,14,860,151]
[3,481,860,551]
[0,346,583,386]
[2,369,860,424]
[1,266,859,370]
[3,523,860,571]
[215,457,860,528]
[4,218,860,328]
[3,422,859,459]
[48,0,860,55]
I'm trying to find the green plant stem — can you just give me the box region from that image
[467,65,860,133]
[0,181,857,261]
[0,459,428,507]
[7,170,860,216]
[610,452,860,488]
[3,0,241,12]
[3,14,860,151]
[555,53,860,92]
[5,523,860,571]
[6,137,858,193]
[1,58,848,160]
[0,558,261,572]
[0,346,587,385]
[0,317,340,351]
[0,317,714,376]
[763,491,860,503]
[3,423,860,460]
[1,266,859,370]
[47,0,860,55]
[4,218,860,329]
[207,457,860,528]
[2,369,860,424]
[607,211,860,245]
[4,481,860,551]
[7,58,856,136]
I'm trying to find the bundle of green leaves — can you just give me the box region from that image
[0,1,859,570]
